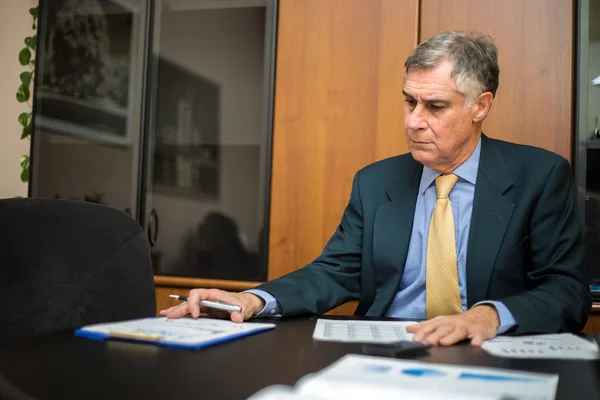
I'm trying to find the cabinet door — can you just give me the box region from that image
[575,0,600,286]
[268,0,418,280]
[30,0,150,217]
[141,0,277,282]
[420,0,573,161]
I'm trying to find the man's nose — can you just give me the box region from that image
[406,105,427,131]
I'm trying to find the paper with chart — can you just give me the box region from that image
[248,354,559,400]
[312,319,416,343]
[482,333,599,359]
[75,317,275,348]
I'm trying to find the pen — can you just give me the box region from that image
[169,295,242,312]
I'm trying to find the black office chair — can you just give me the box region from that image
[0,198,156,346]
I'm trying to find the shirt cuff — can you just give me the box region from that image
[473,301,517,334]
[243,289,282,317]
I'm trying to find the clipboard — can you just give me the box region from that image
[75,317,276,349]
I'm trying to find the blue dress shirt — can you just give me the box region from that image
[248,139,516,334]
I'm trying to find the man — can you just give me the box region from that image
[161,31,591,346]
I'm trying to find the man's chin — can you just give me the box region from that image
[409,149,435,166]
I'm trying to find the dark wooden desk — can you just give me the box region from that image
[0,317,599,400]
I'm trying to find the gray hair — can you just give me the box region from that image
[405,31,499,106]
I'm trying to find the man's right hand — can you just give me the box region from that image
[158,288,266,323]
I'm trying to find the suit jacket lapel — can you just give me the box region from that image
[368,157,422,316]
[466,135,515,307]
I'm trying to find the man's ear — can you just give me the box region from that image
[472,92,494,123]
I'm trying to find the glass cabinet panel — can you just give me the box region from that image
[576,0,600,287]
[142,0,277,281]
[31,0,148,216]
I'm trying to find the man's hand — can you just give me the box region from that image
[406,305,500,347]
[159,288,266,323]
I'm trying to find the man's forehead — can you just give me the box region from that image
[403,62,459,95]
[402,83,462,101]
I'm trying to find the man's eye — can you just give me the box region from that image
[429,104,444,111]
[405,99,416,107]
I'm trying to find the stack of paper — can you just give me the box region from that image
[482,333,599,359]
[248,354,559,400]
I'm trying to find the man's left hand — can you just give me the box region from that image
[406,305,500,347]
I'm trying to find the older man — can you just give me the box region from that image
[161,31,591,346]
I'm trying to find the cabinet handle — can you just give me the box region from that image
[147,208,159,247]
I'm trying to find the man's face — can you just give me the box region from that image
[403,60,482,173]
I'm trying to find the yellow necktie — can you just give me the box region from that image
[426,173,462,319]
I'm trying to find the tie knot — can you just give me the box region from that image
[435,174,458,199]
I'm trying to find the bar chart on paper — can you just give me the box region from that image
[312,319,417,343]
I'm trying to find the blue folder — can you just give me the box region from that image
[75,317,276,350]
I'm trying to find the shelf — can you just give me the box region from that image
[588,140,600,149]
[154,275,262,291]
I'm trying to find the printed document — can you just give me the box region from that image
[482,333,599,359]
[248,354,559,400]
[75,317,275,349]
[312,319,416,343]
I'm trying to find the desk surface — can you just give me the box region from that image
[1,317,599,400]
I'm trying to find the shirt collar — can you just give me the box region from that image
[418,137,482,195]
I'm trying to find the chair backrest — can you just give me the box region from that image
[0,198,156,345]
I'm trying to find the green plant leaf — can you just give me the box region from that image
[25,36,36,50]
[18,112,29,127]
[16,84,30,102]
[32,23,36,30]
[20,166,29,182]
[21,124,32,139]
[29,7,38,19]
[20,71,32,87]
[18,48,31,66]
[20,156,30,182]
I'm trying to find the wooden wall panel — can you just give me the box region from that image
[420,0,573,161]
[268,0,418,281]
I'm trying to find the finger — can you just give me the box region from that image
[470,332,487,347]
[470,328,497,347]
[186,289,205,318]
[406,322,423,333]
[187,288,226,318]
[230,311,244,323]
[164,303,192,319]
[423,323,455,346]
[159,305,177,315]
[204,308,231,320]
[411,318,443,342]
[438,325,468,346]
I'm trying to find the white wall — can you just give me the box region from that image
[0,0,37,198]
